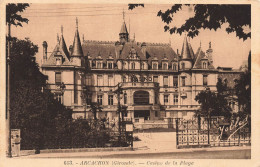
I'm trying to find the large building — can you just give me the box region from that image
[41,17,242,122]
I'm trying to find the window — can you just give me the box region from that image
[97,62,102,69]
[181,62,185,70]
[56,57,62,65]
[55,72,61,84]
[163,76,168,87]
[86,93,92,105]
[203,75,208,86]
[182,111,187,117]
[141,62,145,69]
[174,95,178,105]
[108,62,113,69]
[153,76,158,83]
[164,95,169,104]
[152,63,158,70]
[108,95,113,105]
[134,91,149,105]
[124,93,127,104]
[202,62,207,69]
[181,77,185,86]
[163,63,168,70]
[86,75,92,86]
[173,63,177,71]
[108,75,113,86]
[97,75,103,86]
[97,95,103,105]
[173,76,178,87]
[131,62,135,69]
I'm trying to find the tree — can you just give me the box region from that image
[128,4,251,40]
[234,52,251,120]
[6,3,29,27]
[195,79,232,120]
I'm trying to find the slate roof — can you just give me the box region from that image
[120,42,145,60]
[82,40,117,60]
[181,36,193,60]
[144,43,178,65]
[43,43,71,66]
[193,47,215,69]
[120,21,128,34]
[71,28,84,57]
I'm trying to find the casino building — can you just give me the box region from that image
[41,17,242,122]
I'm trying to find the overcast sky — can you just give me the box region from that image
[11,4,251,69]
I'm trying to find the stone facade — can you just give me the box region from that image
[41,18,242,122]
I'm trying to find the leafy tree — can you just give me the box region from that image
[6,3,29,27]
[234,52,251,120]
[128,4,251,40]
[195,79,232,120]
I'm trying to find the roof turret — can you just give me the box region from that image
[181,35,193,60]
[71,18,84,57]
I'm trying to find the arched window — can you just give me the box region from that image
[173,64,177,71]
[134,91,149,105]
[153,63,158,70]
[202,62,207,69]
[181,62,185,70]
[131,62,135,69]
[163,63,168,70]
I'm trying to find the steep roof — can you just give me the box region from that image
[193,47,214,69]
[82,40,117,60]
[43,43,71,66]
[181,36,193,60]
[120,21,128,34]
[120,42,145,60]
[145,43,178,65]
[71,28,84,57]
[59,35,70,58]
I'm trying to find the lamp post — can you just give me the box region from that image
[114,84,123,143]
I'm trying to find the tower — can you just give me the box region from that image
[59,25,70,58]
[180,35,193,70]
[71,18,84,66]
[119,10,129,44]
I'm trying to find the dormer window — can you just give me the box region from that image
[172,63,178,71]
[56,57,62,65]
[131,62,135,69]
[152,63,158,70]
[202,61,208,69]
[162,63,168,70]
[108,62,113,69]
[97,62,102,69]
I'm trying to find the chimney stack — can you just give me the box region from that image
[42,41,48,63]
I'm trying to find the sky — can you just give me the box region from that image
[11,4,251,69]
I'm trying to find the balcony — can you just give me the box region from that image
[121,82,158,89]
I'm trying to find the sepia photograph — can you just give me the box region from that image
[1,1,260,167]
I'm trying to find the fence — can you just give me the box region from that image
[176,117,251,148]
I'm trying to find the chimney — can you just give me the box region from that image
[141,42,147,59]
[42,41,48,63]
[206,42,213,64]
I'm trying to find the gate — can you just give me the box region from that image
[176,117,251,148]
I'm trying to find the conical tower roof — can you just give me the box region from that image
[120,21,128,34]
[71,18,83,57]
[59,34,70,58]
[181,35,192,60]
